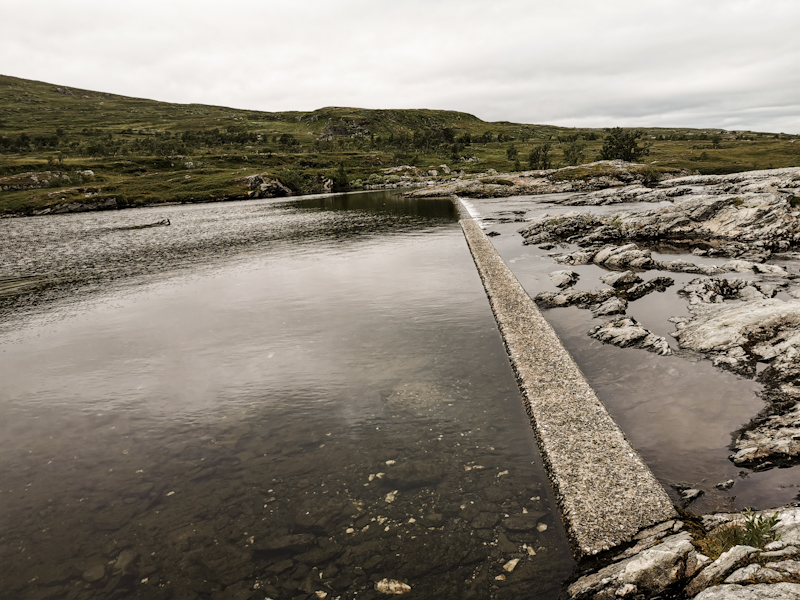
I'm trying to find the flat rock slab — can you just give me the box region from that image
[694,583,800,599]
[460,216,675,558]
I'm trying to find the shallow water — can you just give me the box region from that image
[466,194,800,514]
[0,192,574,600]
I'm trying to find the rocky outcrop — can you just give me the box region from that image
[519,168,800,259]
[408,161,683,199]
[535,288,615,310]
[694,583,800,599]
[548,242,788,276]
[684,545,761,596]
[567,531,697,599]
[589,317,673,355]
[548,269,579,288]
[555,166,800,209]
[0,170,94,192]
[554,183,696,206]
[33,197,118,215]
[239,174,292,198]
[566,508,800,600]
[669,277,800,468]
[730,404,800,469]
[600,270,643,288]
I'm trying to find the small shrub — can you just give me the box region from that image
[529,143,552,170]
[789,196,800,208]
[732,197,744,206]
[562,141,587,166]
[599,127,650,162]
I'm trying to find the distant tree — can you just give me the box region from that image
[278,133,298,148]
[562,140,587,166]
[598,128,650,162]
[332,163,348,191]
[506,144,518,161]
[711,133,722,149]
[528,143,552,170]
[513,157,521,172]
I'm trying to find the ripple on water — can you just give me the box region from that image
[0,192,575,599]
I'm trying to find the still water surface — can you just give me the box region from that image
[0,192,574,600]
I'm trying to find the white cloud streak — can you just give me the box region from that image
[2,0,799,132]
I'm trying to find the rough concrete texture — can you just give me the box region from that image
[459,215,676,558]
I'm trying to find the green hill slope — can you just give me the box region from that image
[1,74,798,215]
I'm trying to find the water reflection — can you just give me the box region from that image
[0,192,574,600]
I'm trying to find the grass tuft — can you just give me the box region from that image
[694,509,781,560]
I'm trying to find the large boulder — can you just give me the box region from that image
[239,174,292,198]
[566,533,697,599]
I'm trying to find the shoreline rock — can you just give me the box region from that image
[670,277,800,468]
[519,166,800,260]
[565,506,800,600]
[588,317,673,356]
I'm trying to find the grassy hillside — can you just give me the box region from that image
[1,74,799,215]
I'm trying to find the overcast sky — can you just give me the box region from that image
[4,0,799,133]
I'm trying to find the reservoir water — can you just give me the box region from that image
[0,192,575,600]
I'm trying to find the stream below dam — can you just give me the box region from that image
[0,192,574,600]
[463,194,800,515]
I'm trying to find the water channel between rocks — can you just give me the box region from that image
[463,194,800,515]
[0,191,575,600]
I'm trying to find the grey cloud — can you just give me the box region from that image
[3,0,799,132]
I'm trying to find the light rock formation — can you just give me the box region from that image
[239,174,292,198]
[566,508,800,599]
[670,277,800,467]
[589,317,673,355]
[520,167,800,259]
[548,269,580,288]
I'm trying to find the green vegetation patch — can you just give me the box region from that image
[0,74,798,215]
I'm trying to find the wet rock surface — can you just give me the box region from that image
[534,272,672,315]
[549,269,579,288]
[589,317,673,355]
[513,167,800,473]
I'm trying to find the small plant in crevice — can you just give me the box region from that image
[694,509,781,560]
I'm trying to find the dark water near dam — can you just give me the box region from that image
[463,195,800,516]
[0,192,575,600]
